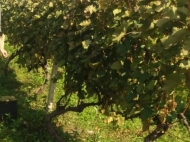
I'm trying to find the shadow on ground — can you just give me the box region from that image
[0,58,79,142]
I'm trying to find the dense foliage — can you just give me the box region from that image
[2,0,190,141]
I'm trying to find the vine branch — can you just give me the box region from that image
[45,101,102,142]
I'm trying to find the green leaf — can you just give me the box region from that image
[116,39,131,55]
[172,28,186,39]
[110,61,122,70]
[166,114,173,123]
[138,0,152,5]
[126,91,137,103]
[147,80,157,90]
[177,7,189,15]
[163,73,182,92]
[161,29,186,48]
[181,39,190,54]
[140,107,154,121]
[166,111,177,123]
[175,96,185,110]
[137,83,144,93]
[156,17,171,27]
[78,91,85,99]
[165,6,178,19]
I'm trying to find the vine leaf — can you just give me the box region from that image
[180,60,190,68]
[49,2,53,7]
[112,29,126,42]
[110,61,122,70]
[82,40,91,49]
[177,7,189,15]
[182,39,190,53]
[137,83,144,93]
[147,80,157,90]
[163,73,182,92]
[140,107,154,121]
[80,19,91,27]
[156,17,171,27]
[113,9,122,16]
[89,62,100,69]
[84,5,97,14]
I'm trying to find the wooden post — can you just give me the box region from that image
[47,59,58,111]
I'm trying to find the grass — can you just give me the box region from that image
[0,44,190,142]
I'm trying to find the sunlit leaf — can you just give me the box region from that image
[112,31,126,42]
[84,5,97,14]
[82,40,91,49]
[180,60,190,69]
[98,0,112,9]
[49,2,53,8]
[89,62,100,69]
[113,9,122,16]
[79,19,91,27]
